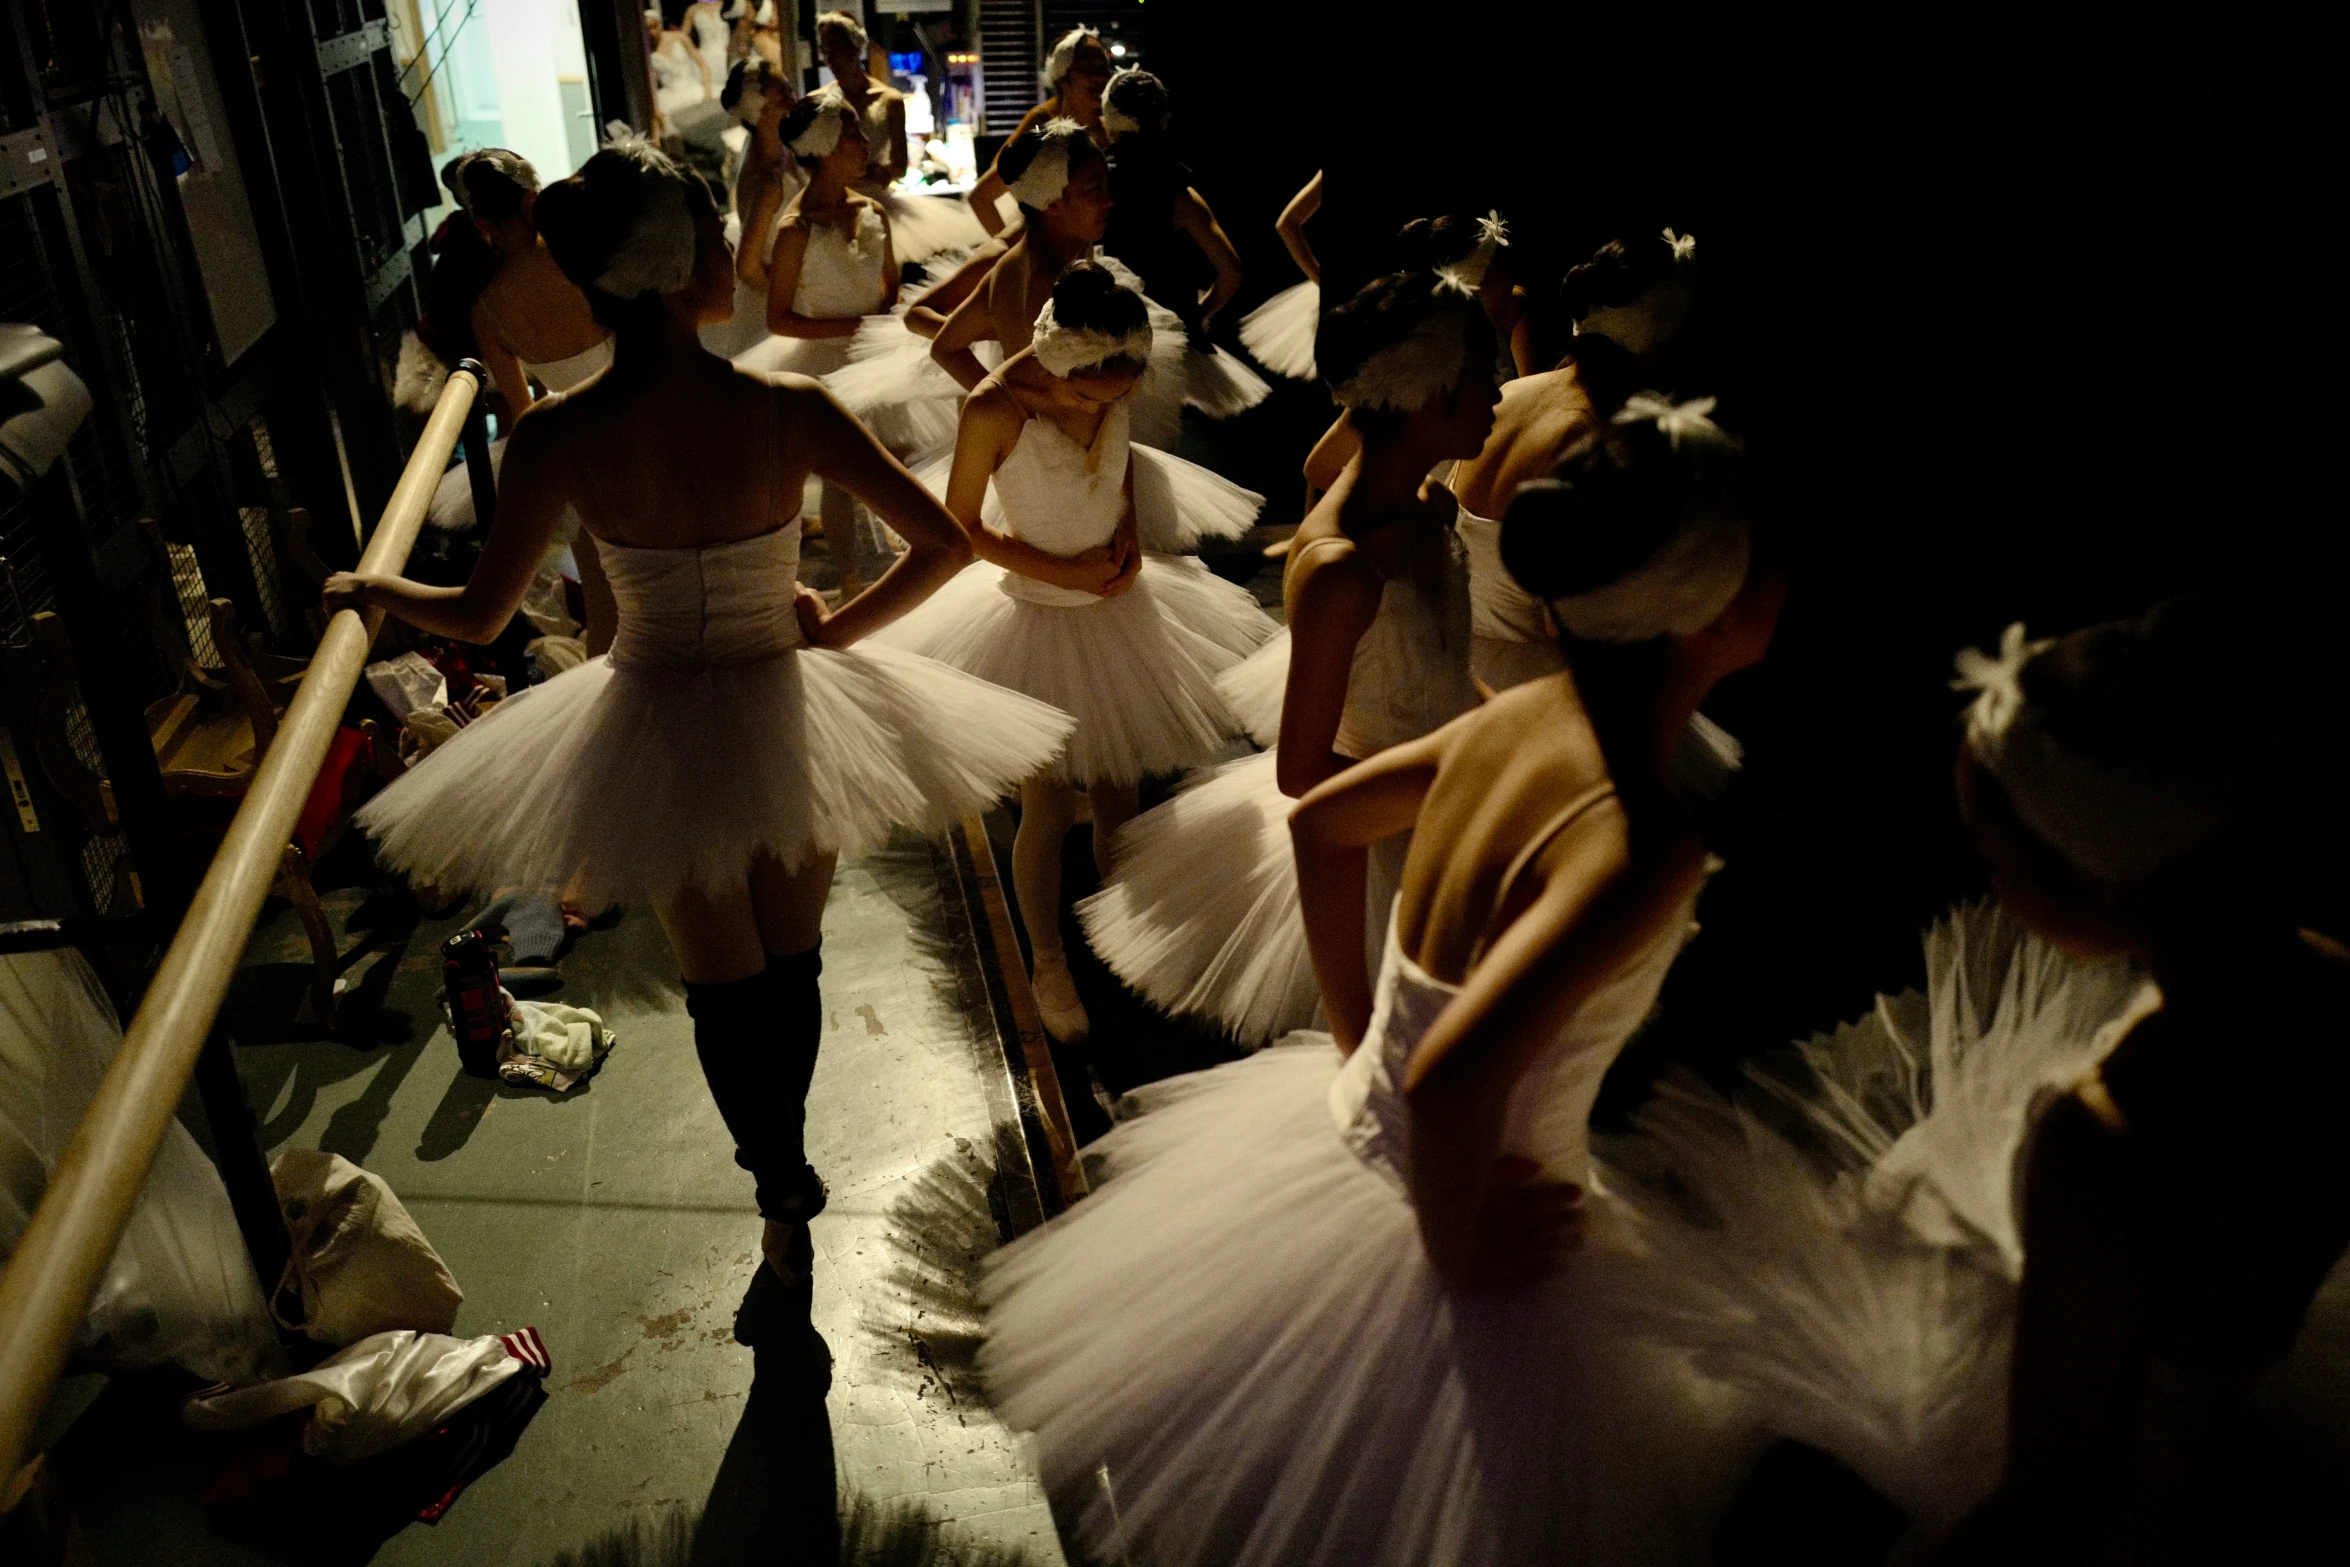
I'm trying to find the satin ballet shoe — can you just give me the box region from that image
[1029,949,1091,1044]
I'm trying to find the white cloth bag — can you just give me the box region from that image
[182,1329,522,1464]
[271,1148,462,1346]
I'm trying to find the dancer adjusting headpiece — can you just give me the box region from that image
[784,86,858,159]
[1503,392,1749,643]
[580,125,700,299]
[1327,272,1480,412]
[1031,295,1153,377]
[1955,621,2251,886]
[1007,118,1090,210]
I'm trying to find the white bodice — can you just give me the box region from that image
[1332,515,1480,759]
[1331,881,1699,1190]
[1455,504,1555,649]
[791,206,889,320]
[526,338,612,394]
[600,526,807,670]
[988,401,1132,608]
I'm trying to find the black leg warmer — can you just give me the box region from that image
[682,942,827,1225]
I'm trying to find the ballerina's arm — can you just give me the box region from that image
[1172,187,1244,332]
[904,240,1006,338]
[1274,536,1383,800]
[1288,730,1448,1053]
[876,203,902,308]
[870,94,910,186]
[732,160,788,291]
[1275,171,1322,285]
[1301,412,1359,497]
[930,273,1001,390]
[790,381,973,647]
[1400,804,1698,1289]
[969,103,1054,238]
[322,398,572,642]
[937,384,1126,595]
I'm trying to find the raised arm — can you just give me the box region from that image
[733,166,788,291]
[1274,539,1383,799]
[468,298,533,423]
[1276,170,1322,284]
[871,95,910,186]
[789,381,971,644]
[322,400,572,642]
[904,240,1004,337]
[1302,412,1359,497]
[1288,731,1448,1051]
[970,104,1050,237]
[929,272,1000,390]
[1174,187,1245,332]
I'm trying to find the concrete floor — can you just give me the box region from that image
[58,834,1066,1566]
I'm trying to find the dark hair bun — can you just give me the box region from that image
[1498,427,1687,600]
[1392,213,1483,274]
[1049,259,1148,338]
[530,174,616,294]
[1104,69,1170,132]
[778,93,838,150]
[1316,270,1495,397]
[2024,597,2289,769]
[1559,230,1681,320]
[441,151,533,224]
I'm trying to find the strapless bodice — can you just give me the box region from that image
[990,402,1132,608]
[792,207,889,320]
[1333,517,1480,759]
[1455,505,1556,648]
[1331,887,1698,1189]
[526,337,612,394]
[599,526,807,670]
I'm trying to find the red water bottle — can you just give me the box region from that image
[441,928,508,1078]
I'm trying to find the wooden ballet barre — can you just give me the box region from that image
[0,365,485,1484]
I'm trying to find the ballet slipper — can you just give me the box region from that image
[1029,948,1091,1044]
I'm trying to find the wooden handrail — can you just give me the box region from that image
[0,367,482,1482]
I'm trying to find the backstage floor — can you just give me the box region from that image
[51,832,1072,1567]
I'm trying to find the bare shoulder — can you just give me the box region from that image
[962,379,1026,435]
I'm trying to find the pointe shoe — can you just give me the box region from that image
[1029,950,1091,1044]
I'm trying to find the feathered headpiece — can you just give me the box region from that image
[1955,625,2243,885]
[1040,29,1098,93]
[1328,273,1478,413]
[1573,226,1700,355]
[447,148,539,215]
[1008,118,1089,210]
[1546,393,1748,643]
[589,125,699,299]
[1444,209,1511,292]
[788,87,859,159]
[1031,296,1153,378]
[1100,68,1163,137]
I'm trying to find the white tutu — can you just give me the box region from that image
[358,529,1074,908]
[823,312,975,457]
[1609,902,2153,1528]
[875,187,987,265]
[1239,280,1321,381]
[699,276,774,360]
[907,440,1264,555]
[983,1041,1759,1566]
[868,556,1271,786]
[1078,750,1322,1045]
[1220,626,1289,746]
[732,330,854,380]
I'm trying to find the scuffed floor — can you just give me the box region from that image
[57,833,1065,1566]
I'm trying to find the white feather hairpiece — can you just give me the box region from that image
[1450,209,1511,291]
[1329,273,1477,412]
[787,88,855,159]
[1030,297,1153,378]
[1549,511,1751,643]
[1955,624,2240,885]
[1664,227,1697,262]
[1039,29,1096,93]
[1008,119,1086,209]
[1099,68,1150,136]
[589,126,700,299]
[448,148,539,216]
[1614,392,1729,449]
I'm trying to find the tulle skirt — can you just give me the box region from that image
[868,558,1273,786]
[1607,902,2154,1529]
[356,643,1075,909]
[823,313,979,458]
[875,187,988,266]
[983,1041,1760,1567]
[1240,279,1321,381]
[732,330,855,380]
[699,277,774,361]
[1221,625,1289,746]
[906,441,1264,556]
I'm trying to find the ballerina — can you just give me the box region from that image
[968,28,1112,238]
[696,55,802,360]
[335,133,1073,1363]
[734,89,902,593]
[812,10,988,266]
[1098,69,1245,340]
[871,263,1274,1044]
[1079,270,1497,1047]
[984,407,1784,1565]
[1617,598,2349,1562]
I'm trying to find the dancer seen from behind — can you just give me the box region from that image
[1097,68,1245,342]
[736,89,903,594]
[1617,598,2349,1563]
[986,406,1784,1565]
[873,263,1274,1045]
[1081,270,1496,1046]
[697,54,800,359]
[336,134,1073,1372]
[1450,227,1709,691]
[1240,169,1323,381]
[812,10,988,265]
[969,28,1112,237]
